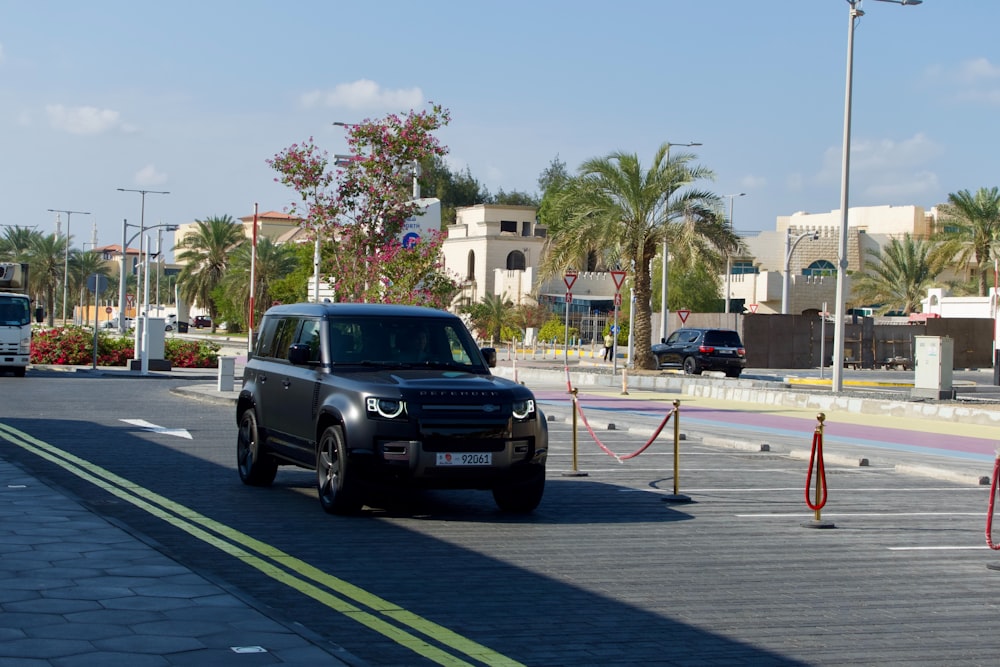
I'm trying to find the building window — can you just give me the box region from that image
[466,250,476,280]
[732,261,757,275]
[500,220,517,233]
[803,260,836,277]
[521,221,531,236]
[506,251,526,271]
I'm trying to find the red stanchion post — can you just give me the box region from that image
[803,412,835,529]
[985,451,1000,569]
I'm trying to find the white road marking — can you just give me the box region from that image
[120,418,193,440]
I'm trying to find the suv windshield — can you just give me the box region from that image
[329,316,486,371]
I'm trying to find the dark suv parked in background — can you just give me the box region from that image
[236,303,548,514]
[651,328,746,377]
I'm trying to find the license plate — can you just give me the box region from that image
[436,452,492,466]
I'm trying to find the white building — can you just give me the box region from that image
[441,204,549,307]
[725,204,965,316]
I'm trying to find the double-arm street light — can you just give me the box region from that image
[47,208,91,324]
[117,188,169,330]
[782,229,820,315]
[831,0,921,392]
[723,193,746,316]
[661,141,702,342]
[116,220,178,331]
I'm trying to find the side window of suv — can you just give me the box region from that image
[254,317,278,359]
[269,317,299,361]
[296,318,322,363]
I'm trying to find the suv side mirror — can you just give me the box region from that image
[481,347,497,368]
[288,344,312,365]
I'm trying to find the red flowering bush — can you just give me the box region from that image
[164,338,220,368]
[30,327,133,366]
[30,327,220,368]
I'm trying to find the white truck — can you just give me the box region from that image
[0,262,32,377]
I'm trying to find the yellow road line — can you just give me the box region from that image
[0,422,522,667]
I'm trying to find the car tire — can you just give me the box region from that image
[317,425,363,515]
[492,465,545,513]
[237,408,278,486]
[13,367,25,377]
[682,356,701,375]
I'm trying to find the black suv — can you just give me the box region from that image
[236,303,547,514]
[651,328,746,377]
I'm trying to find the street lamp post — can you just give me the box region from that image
[832,0,921,393]
[47,208,91,324]
[723,193,746,318]
[782,229,820,315]
[117,220,176,331]
[660,141,701,343]
[117,189,169,330]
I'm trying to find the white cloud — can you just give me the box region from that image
[134,164,168,187]
[864,170,939,202]
[956,57,1000,84]
[924,57,1000,106]
[45,104,123,135]
[740,174,767,190]
[300,79,424,111]
[816,132,942,186]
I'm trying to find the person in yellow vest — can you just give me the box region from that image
[603,332,614,361]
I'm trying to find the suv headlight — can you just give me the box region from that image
[366,397,406,420]
[512,398,535,420]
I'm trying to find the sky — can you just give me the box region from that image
[1,0,996,261]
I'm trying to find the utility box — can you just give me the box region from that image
[911,335,954,400]
[129,317,172,371]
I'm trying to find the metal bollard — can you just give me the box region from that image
[217,356,236,392]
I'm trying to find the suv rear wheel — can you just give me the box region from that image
[682,356,701,375]
[317,425,364,514]
[237,409,278,486]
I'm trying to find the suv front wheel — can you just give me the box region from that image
[317,425,364,515]
[492,466,545,513]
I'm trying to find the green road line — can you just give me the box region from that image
[0,422,523,667]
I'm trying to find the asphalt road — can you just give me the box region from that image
[4,372,1000,665]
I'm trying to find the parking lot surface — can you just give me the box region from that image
[3,362,1000,665]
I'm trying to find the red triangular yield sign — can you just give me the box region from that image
[677,309,691,323]
[563,271,578,291]
[610,270,626,291]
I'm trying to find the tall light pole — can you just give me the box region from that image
[723,193,746,317]
[47,208,91,324]
[660,141,701,343]
[782,229,819,315]
[117,188,169,329]
[832,0,921,393]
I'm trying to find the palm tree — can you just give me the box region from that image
[936,187,1000,296]
[221,237,299,329]
[25,233,68,326]
[70,250,113,323]
[541,144,730,369]
[851,234,950,315]
[461,293,515,344]
[176,215,246,332]
[1,226,43,261]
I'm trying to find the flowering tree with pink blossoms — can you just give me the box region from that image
[267,104,458,307]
